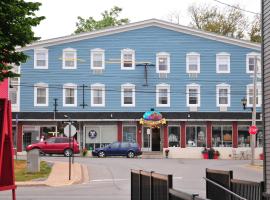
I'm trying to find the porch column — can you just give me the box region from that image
[180,121,186,148]
[137,122,142,148]
[117,121,123,142]
[232,121,238,148]
[17,122,23,152]
[206,121,212,148]
[163,124,168,148]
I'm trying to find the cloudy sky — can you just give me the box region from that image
[29,0,261,40]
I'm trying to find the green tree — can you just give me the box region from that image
[249,15,261,43]
[74,6,129,34]
[0,0,44,82]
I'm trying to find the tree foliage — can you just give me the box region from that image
[74,6,129,34]
[249,15,261,43]
[0,0,44,82]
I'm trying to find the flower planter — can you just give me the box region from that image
[214,154,219,159]
[202,153,208,159]
[260,154,264,160]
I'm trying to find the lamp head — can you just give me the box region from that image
[241,97,247,110]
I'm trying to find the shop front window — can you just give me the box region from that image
[212,126,232,147]
[238,126,250,147]
[168,126,180,147]
[123,126,136,143]
[256,129,263,147]
[186,126,206,147]
[40,126,56,140]
[23,126,40,150]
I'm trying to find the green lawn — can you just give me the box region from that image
[15,160,52,182]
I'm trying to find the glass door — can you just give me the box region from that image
[142,127,151,151]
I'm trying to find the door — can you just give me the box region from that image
[152,128,160,151]
[142,127,151,151]
[106,142,120,156]
[43,137,56,153]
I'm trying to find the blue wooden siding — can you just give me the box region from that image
[20,26,260,112]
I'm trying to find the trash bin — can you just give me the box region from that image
[27,149,40,172]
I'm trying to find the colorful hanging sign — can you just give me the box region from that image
[139,110,166,128]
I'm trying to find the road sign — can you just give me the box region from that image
[64,125,76,137]
[249,125,258,135]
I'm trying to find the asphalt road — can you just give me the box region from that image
[0,157,263,200]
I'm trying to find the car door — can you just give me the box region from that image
[120,142,130,156]
[43,137,56,153]
[106,142,120,156]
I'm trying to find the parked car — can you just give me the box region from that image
[26,137,80,157]
[92,142,142,158]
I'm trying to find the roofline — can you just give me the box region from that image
[17,18,261,51]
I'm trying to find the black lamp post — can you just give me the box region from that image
[241,97,253,111]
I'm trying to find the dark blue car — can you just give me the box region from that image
[92,142,142,158]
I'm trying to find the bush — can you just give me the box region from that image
[82,148,88,157]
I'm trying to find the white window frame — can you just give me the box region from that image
[121,49,135,70]
[156,52,170,74]
[186,52,200,73]
[186,83,200,107]
[63,83,77,107]
[246,52,260,73]
[9,65,20,112]
[91,48,105,70]
[216,83,230,107]
[62,48,77,69]
[216,52,230,73]
[121,83,135,107]
[91,83,105,107]
[34,82,48,107]
[34,48,48,69]
[246,83,262,107]
[156,83,170,107]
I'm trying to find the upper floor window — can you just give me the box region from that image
[121,83,135,107]
[91,48,105,70]
[216,53,230,73]
[34,48,48,69]
[156,83,170,107]
[216,83,230,107]
[34,83,48,106]
[246,52,260,73]
[63,48,77,69]
[156,52,170,73]
[121,49,135,70]
[9,65,20,108]
[186,83,200,107]
[186,52,200,73]
[63,83,77,107]
[246,83,261,107]
[91,83,105,107]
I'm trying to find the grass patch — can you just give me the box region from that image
[15,160,52,182]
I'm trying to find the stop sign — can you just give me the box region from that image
[249,125,258,135]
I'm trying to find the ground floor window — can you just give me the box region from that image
[238,126,250,147]
[40,126,56,139]
[186,126,206,147]
[256,127,263,147]
[23,126,40,150]
[123,126,136,143]
[212,126,232,147]
[168,126,180,147]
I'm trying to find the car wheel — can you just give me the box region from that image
[98,151,106,158]
[127,151,135,158]
[64,149,73,157]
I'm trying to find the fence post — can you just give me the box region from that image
[139,170,142,200]
[167,174,173,200]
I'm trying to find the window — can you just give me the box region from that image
[121,49,135,70]
[63,48,77,69]
[156,52,170,73]
[186,52,200,73]
[63,83,77,107]
[168,126,180,147]
[123,126,136,142]
[216,84,230,107]
[91,48,105,70]
[186,126,206,147]
[216,53,230,73]
[34,49,48,69]
[156,84,170,107]
[186,84,200,107]
[238,125,250,147]
[9,65,20,111]
[246,83,261,107]
[121,83,135,107]
[246,52,260,73]
[34,83,48,106]
[212,125,232,147]
[91,83,105,107]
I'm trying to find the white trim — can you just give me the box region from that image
[156,83,170,107]
[121,49,135,70]
[121,83,135,107]
[34,48,48,69]
[17,19,260,52]
[34,82,49,107]
[91,48,105,70]
[216,83,230,107]
[156,52,170,74]
[246,83,262,107]
[216,52,230,73]
[9,65,21,112]
[186,83,200,107]
[62,48,77,69]
[63,83,77,107]
[91,83,105,107]
[186,52,200,74]
[246,52,260,73]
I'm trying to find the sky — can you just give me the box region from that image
[29,0,261,40]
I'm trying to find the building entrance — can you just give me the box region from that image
[151,128,161,151]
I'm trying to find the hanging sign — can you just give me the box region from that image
[139,110,166,128]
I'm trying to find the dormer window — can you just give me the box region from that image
[121,49,135,70]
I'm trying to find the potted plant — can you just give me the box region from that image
[201,147,208,159]
[214,150,220,159]
[260,153,264,160]
[165,149,169,158]
[81,148,88,157]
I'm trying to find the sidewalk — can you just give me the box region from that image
[16,161,89,187]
